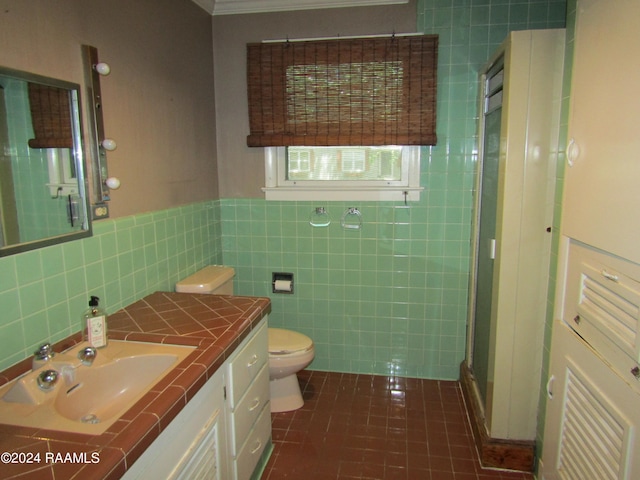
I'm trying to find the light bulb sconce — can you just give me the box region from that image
[101,138,117,151]
[83,45,119,218]
[93,62,111,76]
[105,177,121,190]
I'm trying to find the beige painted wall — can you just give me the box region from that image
[0,0,218,219]
[212,1,417,198]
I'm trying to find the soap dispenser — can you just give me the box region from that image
[82,296,108,348]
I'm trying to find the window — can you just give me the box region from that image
[340,148,366,174]
[288,148,311,173]
[247,34,436,201]
[263,146,421,201]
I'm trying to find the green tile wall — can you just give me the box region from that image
[0,200,222,371]
[222,194,472,379]
[223,0,566,380]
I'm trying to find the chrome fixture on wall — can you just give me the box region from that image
[83,45,120,219]
[341,207,362,230]
[309,207,331,227]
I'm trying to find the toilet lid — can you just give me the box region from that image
[175,266,235,293]
[269,328,313,355]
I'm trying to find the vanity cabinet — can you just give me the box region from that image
[226,320,271,480]
[121,366,228,479]
[121,317,271,480]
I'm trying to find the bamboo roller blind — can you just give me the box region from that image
[246,35,438,147]
[27,83,73,149]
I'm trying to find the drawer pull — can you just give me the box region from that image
[247,354,258,367]
[631,366,640,379]
[601,270,620,282]
[250,440,262,455]
[248,397,261,412]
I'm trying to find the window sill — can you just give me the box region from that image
[261,186,423,202]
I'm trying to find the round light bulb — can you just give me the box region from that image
[94,62,111,76]
[105,177,121,190]
[101,138,117,151]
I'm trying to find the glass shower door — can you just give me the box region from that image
[470,63,503,406]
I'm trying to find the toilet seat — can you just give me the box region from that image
[268,328,313,355]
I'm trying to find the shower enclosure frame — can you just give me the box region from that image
[463,28,565,470]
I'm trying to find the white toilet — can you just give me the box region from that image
[267,327,314,413]
[175,266,315,413]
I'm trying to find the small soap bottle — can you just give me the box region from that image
[82,296,108,348]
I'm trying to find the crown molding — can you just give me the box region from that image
[192,0,408,16]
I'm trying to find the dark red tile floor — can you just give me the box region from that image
[262,370,534,480]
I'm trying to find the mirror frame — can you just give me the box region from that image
[0,66,91,257]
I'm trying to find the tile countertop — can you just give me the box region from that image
[0,292,271,480]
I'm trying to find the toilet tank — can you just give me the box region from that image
[175,266,235,295]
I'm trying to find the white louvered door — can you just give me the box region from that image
[542,321,640,480]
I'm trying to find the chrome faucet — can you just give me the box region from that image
[77,346,97,366]
[33,343,56,369]
[60,346,98,385]
[37,369,59,391]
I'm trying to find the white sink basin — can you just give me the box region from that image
[0,341,195,435]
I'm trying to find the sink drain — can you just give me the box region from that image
[80,414,100,424]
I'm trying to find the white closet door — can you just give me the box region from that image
[561,0,640,264]
[542,322,640,480]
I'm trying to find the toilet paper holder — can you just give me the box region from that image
[272,272,294,294]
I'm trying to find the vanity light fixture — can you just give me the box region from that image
[83,44,119,219]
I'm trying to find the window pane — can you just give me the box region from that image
[286,146,403,181]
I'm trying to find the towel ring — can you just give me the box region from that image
[341,207,362,230]
[309,207,331,227]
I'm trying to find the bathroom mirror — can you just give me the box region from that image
[0,66,91,257]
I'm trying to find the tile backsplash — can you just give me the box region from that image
[0,201,222,371]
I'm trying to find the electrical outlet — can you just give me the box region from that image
[92,203,110,219]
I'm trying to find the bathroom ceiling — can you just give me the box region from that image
[192,0,408,16]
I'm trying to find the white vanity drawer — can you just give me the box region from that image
[233,402,271,480]
[227,322,268,406]
[229,363,269,455]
